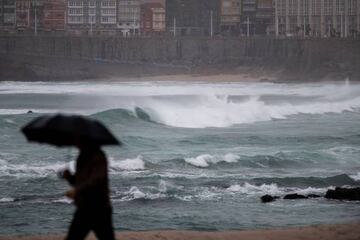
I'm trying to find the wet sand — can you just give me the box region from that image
[1,223,359,240]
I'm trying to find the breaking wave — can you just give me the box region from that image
[184,153,239,168]
[110,155,146,171]
[2,81,360,128]
[0,197,15,203]
[0,159,72,178]
[225,182,330,196]
[101,95,360,128]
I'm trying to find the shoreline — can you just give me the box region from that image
[0,223,359,240]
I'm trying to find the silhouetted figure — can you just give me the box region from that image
[59,143,115,240]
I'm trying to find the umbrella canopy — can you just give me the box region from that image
[21,114,121,147]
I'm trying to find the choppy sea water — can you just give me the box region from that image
[0,80,360,235]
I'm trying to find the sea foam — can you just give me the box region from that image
[226,182,329,196]
[110,155,146,171]
[0,159,74,178]
[185,153,239,168]
[0,197,15,203]
[350,172,360,181]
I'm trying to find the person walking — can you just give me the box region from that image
[59,142,116,240]
[22,114,120,240]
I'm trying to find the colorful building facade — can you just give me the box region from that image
[140,2,165,35]
[42,0,66,31]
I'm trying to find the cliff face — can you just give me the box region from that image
[0,36,359,81]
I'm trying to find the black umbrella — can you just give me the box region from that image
[21,114,121,147]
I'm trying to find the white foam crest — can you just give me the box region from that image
[110,155,145,171]
[0,160,73,178]
[350,172,360,181]
[0,197,15,203]
[324,146,360,156]
[295,187,330,195]
[138,92,360,128]
[227,182,283,195]
[185,153,240,168]
[226,182,329,196]
[52,197,73,204]
[119,186,166,201]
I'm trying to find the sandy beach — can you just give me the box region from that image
[0,223,359,240]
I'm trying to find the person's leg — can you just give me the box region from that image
[93,207,115,240]
[65,209,91,240]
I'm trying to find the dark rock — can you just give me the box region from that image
[283,193,308,200]
[325,187,360,201]
[307,194,322,198]
[261,194,279,203]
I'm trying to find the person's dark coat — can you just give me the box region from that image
[64,147,115,240]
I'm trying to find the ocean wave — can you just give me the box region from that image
[0,197,15,203]
[110,156,146,171]
[2,81,360,127]
[120,94,360,128]
[0,109,57,115]
[226,182,330,196]
[184,153,239,168]
[115,186,167,202]
[112,182,332,203]
[323,146,360,156]
[350,172,360,181]
[0,155,148,178]
[52,197,73,204]
[253,174,358,188]
[0,160,74,178]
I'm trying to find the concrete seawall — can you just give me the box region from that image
[0,36,359,81]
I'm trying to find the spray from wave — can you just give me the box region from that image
[2,81,360,128]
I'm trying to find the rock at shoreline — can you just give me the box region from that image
[283,194,308,200]
[325,187,360,201]
[261,195,279,203]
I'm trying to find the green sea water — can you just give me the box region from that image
[0,81,360,234]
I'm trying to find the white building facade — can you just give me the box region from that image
[67,0,117,35]
[117,0,140,36]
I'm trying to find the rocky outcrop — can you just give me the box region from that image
[261,187,360,203]
[261,195,280,203]
[325,187,360,201]
[283,194,308,200]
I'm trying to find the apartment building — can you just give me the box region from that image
[101,0,117,25]
[0,0,16,30]
[166,0,220,36]
[16,0,31,30]
[117,0,140,36]
[42,0,66,31]
[67,0,117,34]
[220,0,241,35]
[275,0,360,38]
[256,0,274,35]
